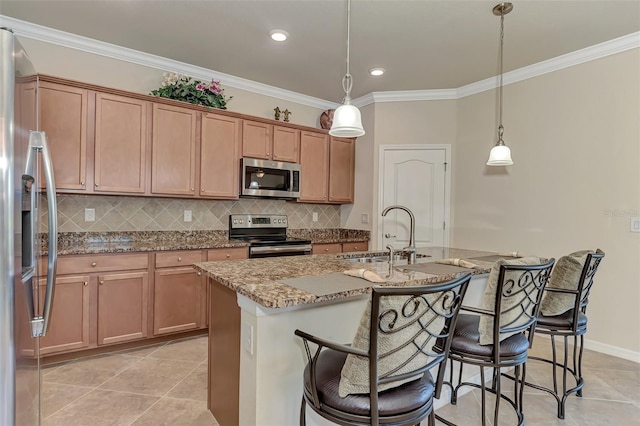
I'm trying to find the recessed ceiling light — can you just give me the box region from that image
[269,30,289,42]
[369,68,385,76]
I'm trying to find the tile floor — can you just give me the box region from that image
[41,335,639,425]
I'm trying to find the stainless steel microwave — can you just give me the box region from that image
[241,157,301,199]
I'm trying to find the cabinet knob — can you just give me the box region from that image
[80,181,85,186]
[191,188,194,191]
[99,280,104,285]
[197,272,202,276]
[83,281,88,286]
[226,254,231,258]
[354,246,359,250]
[95,183,99,187]
[266,152,270,156]
[178,257,182,262]
[324,248,329,252]
[91,262,97,267]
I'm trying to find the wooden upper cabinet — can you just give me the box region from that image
[242,120,271,159]
[328,137,355,203]
[94,93,148,193]
[299,131,330,202]
[242,120,300,163]
[151,103,197,196]
[272,126,300,163]
[39,81,88,190]
[200,113,241,198]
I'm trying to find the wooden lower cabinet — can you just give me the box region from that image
[97,271,149,345]
[39,275,91,355]
[153,250,206,335]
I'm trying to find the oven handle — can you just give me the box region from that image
[250,245,312,255]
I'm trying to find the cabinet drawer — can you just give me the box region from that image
[342,242,369,253]
[207,247,248,261]
[155,250,203,268]
[55,253,150,274]
[312,243,342,255]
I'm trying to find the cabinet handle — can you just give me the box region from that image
[91,262,97,267]
[99,280,104,285]
[354,246,359,250]
[384,233,396,238]
[83,281,88,286]
[178,257,182,262]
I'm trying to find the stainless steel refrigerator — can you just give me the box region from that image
[1,27,58,426]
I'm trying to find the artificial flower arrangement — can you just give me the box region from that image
[150,72,232,110]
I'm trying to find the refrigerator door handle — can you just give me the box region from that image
[25,130,58,337]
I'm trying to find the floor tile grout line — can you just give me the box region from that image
[159,358,205,399]
[42,386,99,421]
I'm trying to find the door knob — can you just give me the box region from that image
[384,233,396,238]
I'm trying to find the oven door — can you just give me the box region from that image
[249,244,312,258]
[241,157,300,199]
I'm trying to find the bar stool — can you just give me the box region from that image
[524,249,605,419]
[437,257,555,426]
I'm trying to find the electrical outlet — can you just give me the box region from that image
[84,208,95,222]
[631,217,640,233]
[361,213,369,224]
[183,210,192,222]
[312,212,318,222]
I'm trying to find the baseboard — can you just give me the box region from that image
[584,339,640,363]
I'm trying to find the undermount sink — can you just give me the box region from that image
[345,253,430,263]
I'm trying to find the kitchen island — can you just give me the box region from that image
[194,247,501,426]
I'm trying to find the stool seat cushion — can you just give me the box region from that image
[537,309,588,331]
[304,348,435,416]
[451,314,530,358]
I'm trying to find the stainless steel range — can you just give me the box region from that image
[229,214,312,258]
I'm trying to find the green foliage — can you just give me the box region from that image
[150,73,232,110]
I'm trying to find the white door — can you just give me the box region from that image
[379,145,450,250]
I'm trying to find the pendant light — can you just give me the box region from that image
[329,0,365,137]
[487,2,513,166]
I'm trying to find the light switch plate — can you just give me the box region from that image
[631,217,640,233]
[361,213,369,224]
[84,208,95,222]
[312,212,318,222]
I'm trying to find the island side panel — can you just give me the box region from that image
[208,279,240,426]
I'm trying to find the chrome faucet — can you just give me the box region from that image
[381,205,417,264]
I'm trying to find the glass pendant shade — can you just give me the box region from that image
[487,144,513,166]
[329,103,365,137]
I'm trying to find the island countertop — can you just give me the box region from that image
[194,247,503,309]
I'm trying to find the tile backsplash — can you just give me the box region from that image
[47,195,341,232]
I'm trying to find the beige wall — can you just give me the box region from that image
[342,100,457,248]
[453,49,640,355]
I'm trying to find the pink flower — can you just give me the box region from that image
[196,83,207,91]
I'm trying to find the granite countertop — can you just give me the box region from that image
[194,247,502,309]
[46,229,370,256]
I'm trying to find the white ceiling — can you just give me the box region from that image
[1,0,639,102]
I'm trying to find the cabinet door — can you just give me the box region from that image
[272,126,300,163]
[200,113,241,198]
[94,93,148,193]
[153,267,204,335]
[299,131,330,202]
[39,275,91,355]
[97,271,149,345]
[312,243,342,255]
[39,81,88,190]
[151,103,197,196]
[328,137,355,203]
[241,120,271,159]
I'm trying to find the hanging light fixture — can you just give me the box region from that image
[487,2,513,166]
[330,0,365,137]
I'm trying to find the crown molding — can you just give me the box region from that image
[457,31,640,99]
[0,15,337,110]
[2,15,638,106]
